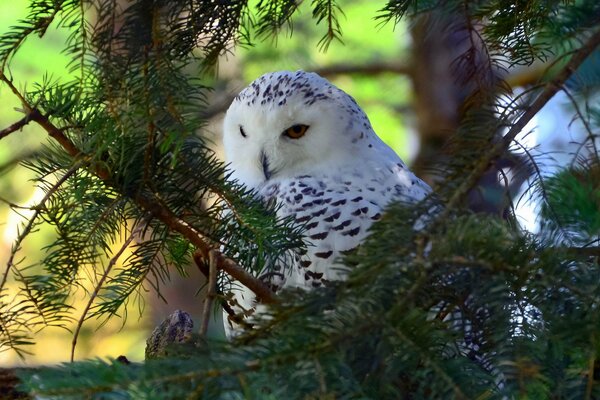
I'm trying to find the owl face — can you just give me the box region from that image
[223,71,386,189]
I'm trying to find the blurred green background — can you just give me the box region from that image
[0,0,413,366]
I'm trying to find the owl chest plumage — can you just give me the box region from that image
[256,162,429,290]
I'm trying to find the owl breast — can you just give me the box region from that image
[257,161,430,290]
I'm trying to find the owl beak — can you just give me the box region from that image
[260,151,272,180]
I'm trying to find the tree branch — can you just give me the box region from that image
[28,110,83,165]
[565,247,600,258]
[1,162,83,293]
[443,30,600,214]
[0,73,278,305]
[0,114,33,140]
[71,223,143,362]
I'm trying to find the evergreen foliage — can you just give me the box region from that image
[0,0,599,398]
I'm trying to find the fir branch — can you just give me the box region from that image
[70,223,143,362]
[0,71,31,113]
[443,29,600,215]
[0,83,278,305]
[392,326,468,400]
[0,0,64,72]
[27,109,83,167]
[1,161,83,293]
[312,0,344,51]
[135,195,278,304]
[0,162,85,351]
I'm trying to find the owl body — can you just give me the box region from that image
[222,71,430,333]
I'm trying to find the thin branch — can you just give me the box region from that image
[442,29,600,215]
[0,115,33,140]
[563,88,600,168]
[0,72,30,112]
[0,196,35,211]
[1,162,83,292]
[199,250,217,336]
[201,62,413,120]
[70,223,142,362]
[585,350,595,400]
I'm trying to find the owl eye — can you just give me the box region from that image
[239,126,247,138]
[283,124,309,139]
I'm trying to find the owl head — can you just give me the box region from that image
[222,70,396,188]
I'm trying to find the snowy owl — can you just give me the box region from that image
[222,70,431,333]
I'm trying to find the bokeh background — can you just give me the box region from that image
[0,0,587,366]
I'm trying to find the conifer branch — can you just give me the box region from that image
[1,162,83,293]
[0,78,278,305]
[443,29,600,214]
[135,196,277,304]
[70,223,143,362]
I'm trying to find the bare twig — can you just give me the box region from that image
[199,250,217,336]
[585,349,596,400]
[70,223,142,362]
[0,196,35,210]
[443,29,600,215]
[0,115,33,140]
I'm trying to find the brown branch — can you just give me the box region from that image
[1,162,83,292]
[192,252,258,325]
[585,351,596,400]
[0,115,33,140]
[134,192,278,304]
[443,30,600,214]
[28,110,83,165]
[200,250,218,336]
[564,247,600,258]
